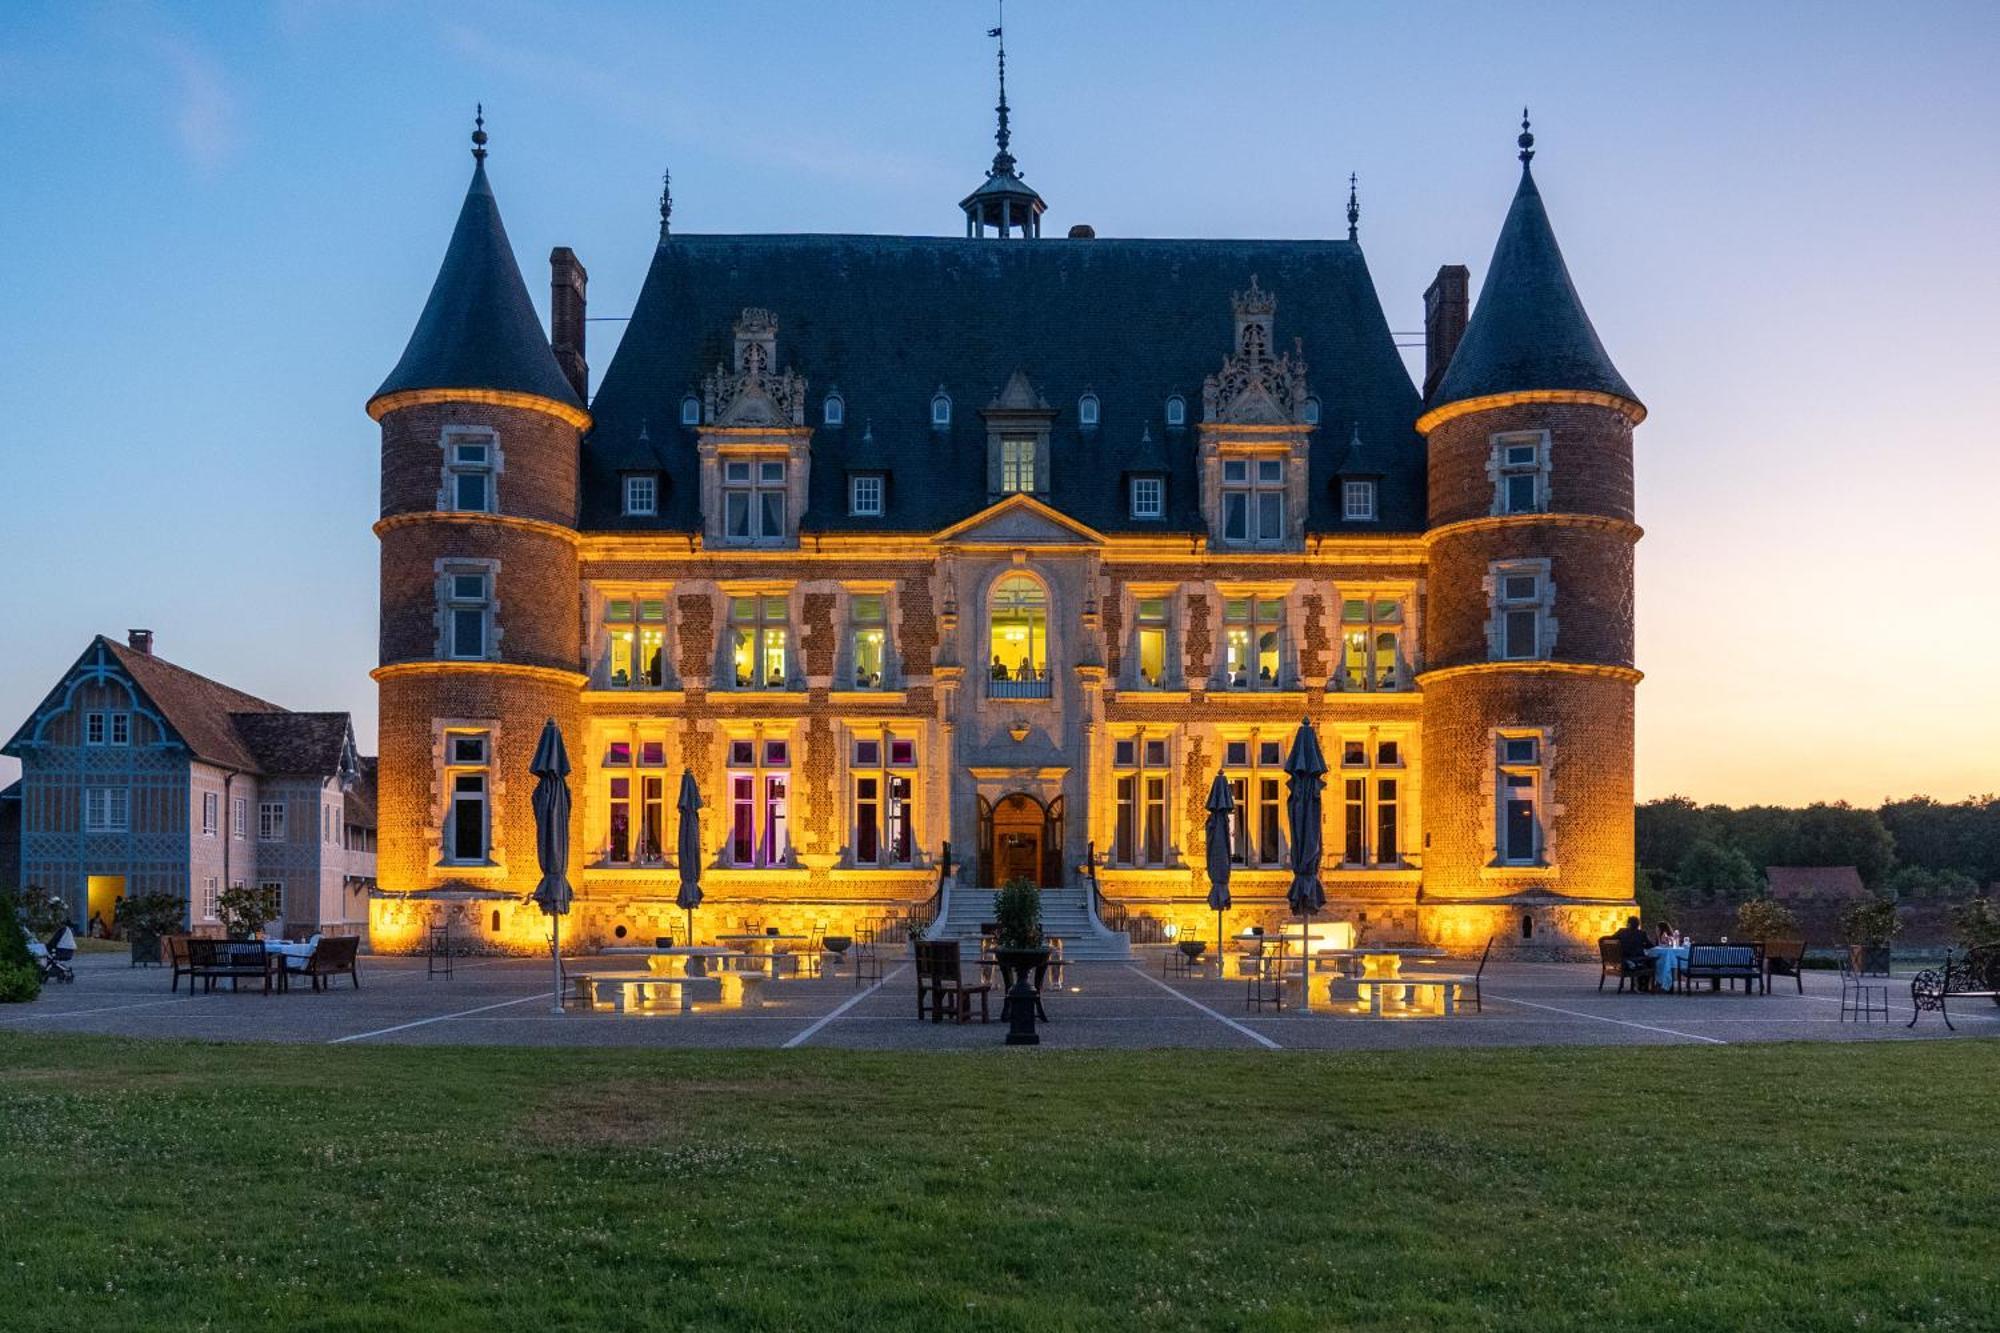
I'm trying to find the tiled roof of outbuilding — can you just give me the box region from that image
[582,233,1425,535]
[229,712,356,777]
[103,639,283,772]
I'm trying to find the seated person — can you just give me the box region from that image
[1612,915,1654,990]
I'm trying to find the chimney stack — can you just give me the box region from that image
[1422,264,1470,401]
[127,629,154,655]
[550,247,588,402]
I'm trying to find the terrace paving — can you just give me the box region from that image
[9,948,1994,1051]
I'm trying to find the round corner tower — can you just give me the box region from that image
[1416,128,1645,954]
[366,127,589,950]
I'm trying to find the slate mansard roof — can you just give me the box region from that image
[372,160,583,414]
[580,234,1426,535]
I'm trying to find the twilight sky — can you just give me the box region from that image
[2,0,1996,806]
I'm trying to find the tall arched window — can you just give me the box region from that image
[988,575,1048,696]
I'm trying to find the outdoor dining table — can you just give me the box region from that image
[1645,944,1690,991]
[634,945,745,978]
[1313,946,1447,979]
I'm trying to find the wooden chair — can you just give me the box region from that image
[293,936,361,992]
[1763,938,1807,994]
[164,934,194,993]
[917,939,989,1024]
[1597,936,1647,993]
[189,939,274,995]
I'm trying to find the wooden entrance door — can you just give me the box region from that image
[988,793,1047,888]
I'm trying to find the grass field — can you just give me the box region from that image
[2,1034,1995,1331]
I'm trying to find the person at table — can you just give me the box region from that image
[1612,915,1654,991]
[1655,922,1676,947]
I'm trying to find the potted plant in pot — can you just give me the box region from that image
[215,883,272,942]
[991,876,1049,1013]
[114,893,186,967]
[1839,897,1902,976]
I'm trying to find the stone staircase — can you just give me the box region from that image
[924,882,1133,961]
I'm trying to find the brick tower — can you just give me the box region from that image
[365,115,590,948]
[1415,116,1646,951]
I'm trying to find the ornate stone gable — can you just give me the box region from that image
[702,307,807,427]
[1202,277,1311,426]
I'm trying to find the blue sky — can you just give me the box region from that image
[3,0,1997,804]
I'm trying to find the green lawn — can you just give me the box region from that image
[2,1035,1995,1331]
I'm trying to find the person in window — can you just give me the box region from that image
[1259,664,1274,684]
[991,655,1007,681]
[1612,915,1655,992]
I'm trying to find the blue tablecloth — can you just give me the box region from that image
[1646,944,1689,990]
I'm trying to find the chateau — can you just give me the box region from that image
[367,78,1645,956]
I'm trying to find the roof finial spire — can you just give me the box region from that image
[658,167,673,241]
[989,2,1012,171]
[471,103,487,161]
[1346,172,1359,242]
[1517,106,1535,165]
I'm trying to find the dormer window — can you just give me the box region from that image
[823,392,845,427]
[999,438,1037,495]
[1222,458,1286,545]
[680,394,701,427]
[1130,476,1164,520]
[1342,479,1376,521]
[723,460,787,543]
[1303,396,1322,426]
[931,391,952,428]
[1165,394,1186,428]
[623,475,657,517]
[849,473,884,517]
[1078,393,1100,428]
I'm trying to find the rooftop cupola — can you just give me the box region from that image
[959,20,1045,238]
[369,107,584,422]
[1421,111,1642,429]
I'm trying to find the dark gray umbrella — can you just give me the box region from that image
[1204,772,1235,963]
[529,718,572,1015]
[675,768,704,947]
[1284,716,1328,1011]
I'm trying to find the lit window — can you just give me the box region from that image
[1112,733,1170,866]
[999,438,1037,494]
[1494,431,1548,515]
[722,459,787,543]
[1221,736,1285,866]
[728,736,790,867]
[85,787,130,832]
[1334,736,1404,866]
[1498,732,1545,864]
[1221,457,1286,545]
[604,764,667,866]
[1078,392,1100,427]
[1165,394,1186,428]
[729,594,792,690]
[1130,476,1163,519]
[444,567,493,660]
[1342,479,1376,521]
[603,595,668,688]
[443,731,490,864]
[823,392,845,426]
[1134,596,1170,688]
[444,432,496,513]
[1223,596,1285,689]
[258,801,286,842]
[931,392,952,428]
[1493,563,1548,661]
[850,593,888,689]
[988,575,1049,695]
[623,475,657,516]
[1338,596,1405,691]
[852,730,917,866]
[849,474,883,517]
[681,394,701,427]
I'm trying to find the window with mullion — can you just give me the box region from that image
[722,459,787,543]
[726,737,791,868]
[1112,735,1171,867]
[729,594,792,689]
[1222,596,1285,689]
[850,732,917,866]
[1221,457,1286,545]
[603,595,669,688]
[1222,736,1286,867]
[1339,595,1406,690]
[444,433,496,514]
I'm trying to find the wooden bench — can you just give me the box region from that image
[1762,938,1807,994]
[164,934,195,993]
[1680,943,1765,995]
[290,936,360,992]
[1909,946,2000,1031]
[188,939,275,995]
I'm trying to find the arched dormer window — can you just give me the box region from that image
[680,394,700,427]
[930,390,952,429]
[1078,392,1100,428]
[1303,396,1321,426]
[987,573,1050,699]
[1165,394,1187,428]
[823,392,845,427]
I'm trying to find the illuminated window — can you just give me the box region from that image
[443,430,496,513]
[1133,596,1170,688]
[1222,736,1286,866]
[722,459,787,543]
[623,475,657,517]
[1339,596,1405,691]
[443,731,490,864]
[85,787,130,832]
[1130,476,1164,519]
[729,594,791,690]
[823,392,844,427]
[443,566,494,660]
[1491,561,1550,661]
[1223,596,1285,689]
[999,437,1037,494]
[603,595,668,688]
[1497,731,1544,865]
[849,473,883,517]
[1342,479,1376,521]
[603,746,667,866]
[1334,734,1405,867]
[850,593,889,689]
[1222,457,1286,545]
[851,730,917,866]
[1112,734,1170,866]
[1078,392,1100,427]
[1165,394,1186,428]
[681,394,701,426]
[727,737,790,867]
[1493,430,1549,515]
[987,575,1048,695]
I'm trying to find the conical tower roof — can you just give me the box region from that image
[1427,148,1639,421]
[371,143,582,416]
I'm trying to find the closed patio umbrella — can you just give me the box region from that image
[1284,716,1327,1012]
[529,717,573,1016]
[1204,772,1235,964]
[675,769,704,948]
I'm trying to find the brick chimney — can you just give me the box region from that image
[127,629,154,655]
[550,247,588,402]
[1422,264,1470,401]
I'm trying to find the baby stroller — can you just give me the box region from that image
[33,924,77,984]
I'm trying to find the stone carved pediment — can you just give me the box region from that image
[702,307,807,427]
[935,495,1104,546]
[1202,276,1311,426]
[987,369,1051,413]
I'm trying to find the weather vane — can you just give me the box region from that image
[1518,106,1535,164]
[471,103,487,161]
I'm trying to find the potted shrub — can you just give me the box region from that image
[1734,897,1800,944]
[1839,897,1902,976]
[990,875,1049,1002]
[215,883,272,941]
[114,893,186,967]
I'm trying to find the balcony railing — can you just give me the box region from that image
[989,674,1053,699]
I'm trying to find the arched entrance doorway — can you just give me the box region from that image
[977,792,1065,888]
